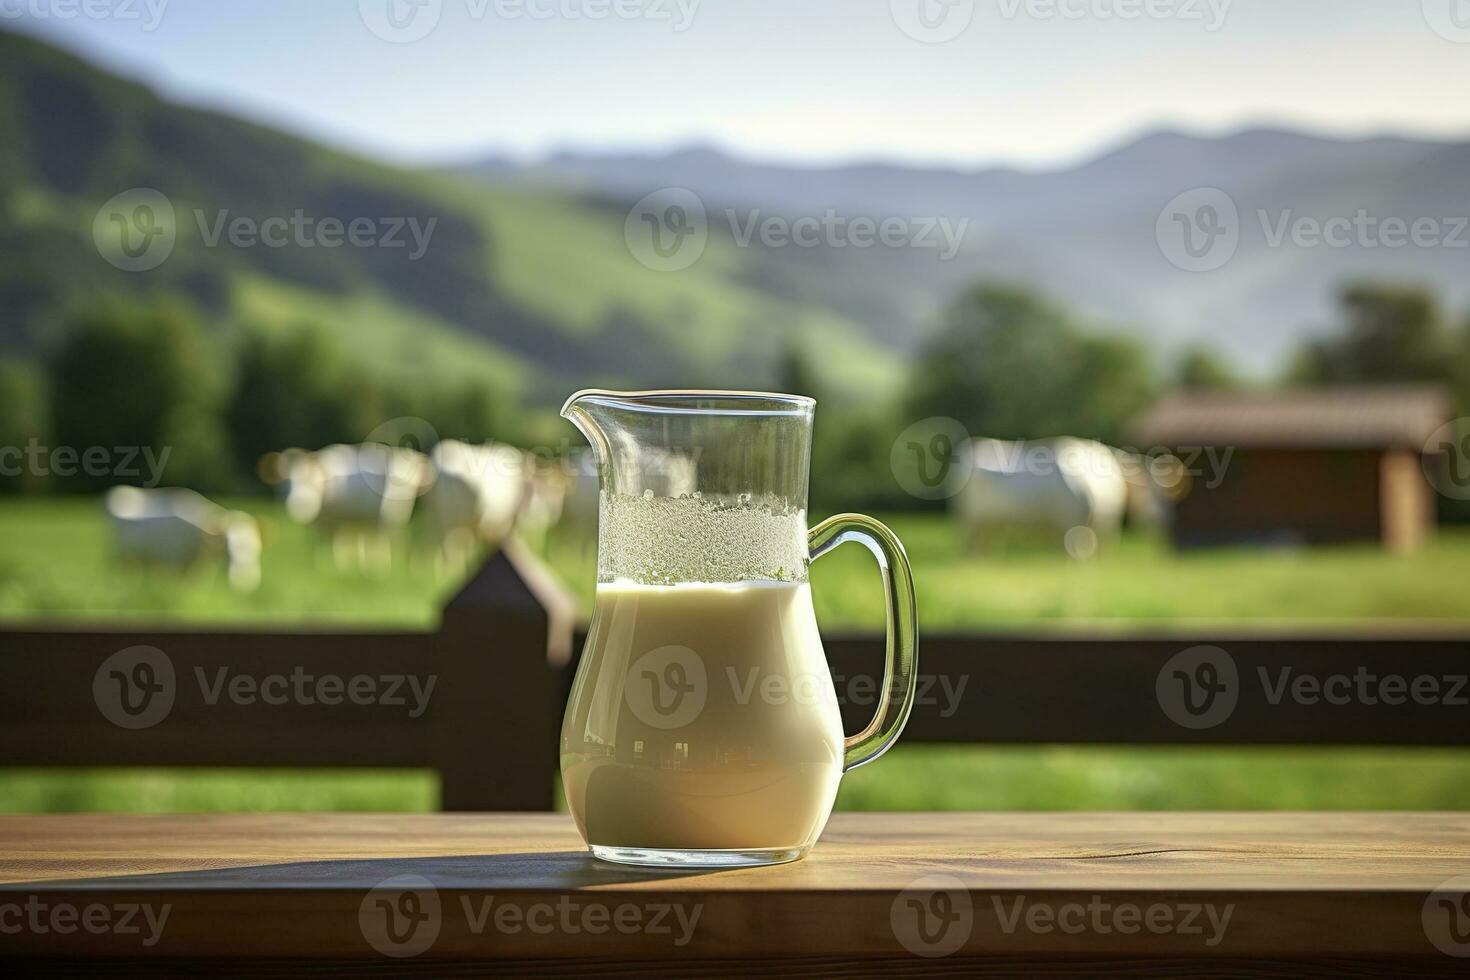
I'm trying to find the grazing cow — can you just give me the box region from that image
[547,450,601,557]
[1114,450,1190,531]
[420,440,532,568]
[517,459,571,552]
[106,487,262,591]
[558,450,601,528]
[262,443,431,569]
[952,437,1128,557]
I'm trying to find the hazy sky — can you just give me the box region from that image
[9,0,1469,168]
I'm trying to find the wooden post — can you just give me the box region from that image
[434,540,578,811]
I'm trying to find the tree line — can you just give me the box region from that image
[3,280,1467,507]
[0,299,506,493]
[797,280,1470,513]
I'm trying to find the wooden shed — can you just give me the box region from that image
[1133,385,1450,552]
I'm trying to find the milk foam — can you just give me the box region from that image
[596,491,809,585]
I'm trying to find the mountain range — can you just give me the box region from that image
[4,24,1467,412]
[467,128,1470,373]
[0,29,897,410]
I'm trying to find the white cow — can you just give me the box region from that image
[558,450,601,529]
[544,450,601,558]
[263,443,430,569]
[952,437,1128,557]
[517,459,571,553]
[106,487,262,591]
[1114,450,1190,531]
[420,440,532,569]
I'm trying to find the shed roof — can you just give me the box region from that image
[1132,385,1452,450]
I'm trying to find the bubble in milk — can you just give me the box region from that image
[596,490,809,585]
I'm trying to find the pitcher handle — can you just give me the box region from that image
[808,513,919,772]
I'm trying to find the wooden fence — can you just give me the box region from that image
[2,543,1467,809]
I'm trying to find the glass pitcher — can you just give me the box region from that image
[559,389,918,868]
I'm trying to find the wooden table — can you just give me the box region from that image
[2,812,1469,976]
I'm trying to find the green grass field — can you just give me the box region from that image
[2,497,1468,813]
[6,498,1468,629]
[5,746,1470,814]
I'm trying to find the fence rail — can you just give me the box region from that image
[2,544,1466,809]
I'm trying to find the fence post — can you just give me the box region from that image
[434,540,577,810]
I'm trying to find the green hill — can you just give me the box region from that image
[0,29,898,411]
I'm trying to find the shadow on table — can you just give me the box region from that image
[23,851,724,890]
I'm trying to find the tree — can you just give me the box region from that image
[423,380,502,443]
[0,361,47,493]
[226,325,511,478]
[809,407,912,514]
[48,302,231,491]
[1176,346,1238,390]
[905,283,1155,445]
[1455,315,1470,410]
[1075,334,1157,438]
[224,326,380,476]
[776,340,820,399]
[1290,283,1453,385]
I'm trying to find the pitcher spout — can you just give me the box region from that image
[560,389,615,463]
